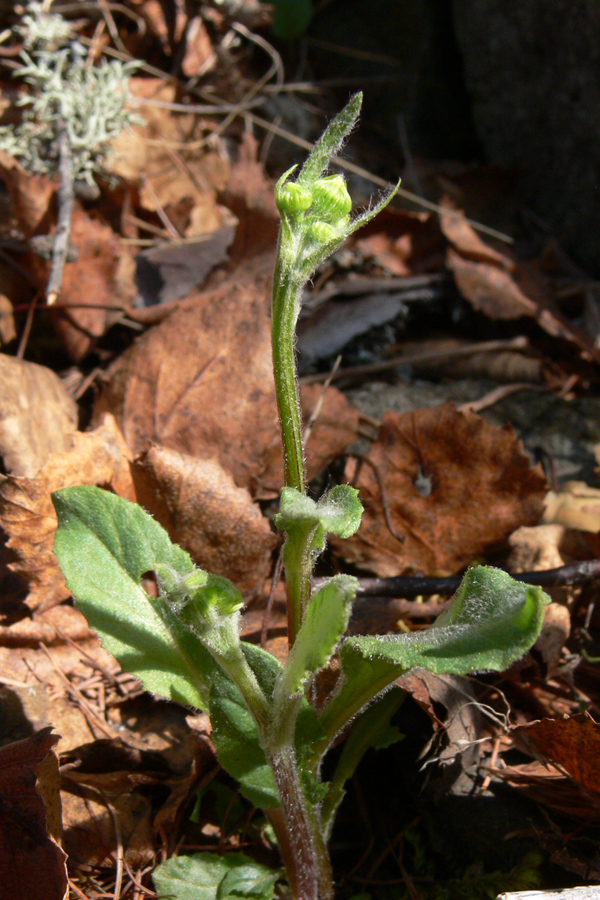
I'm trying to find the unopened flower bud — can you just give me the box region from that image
[276,181,313,217]
[311,174,352,224]
[305,220,343,244]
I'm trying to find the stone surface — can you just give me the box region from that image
[452,0,600,272]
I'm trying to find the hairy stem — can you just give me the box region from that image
[271,244,311,645]
[272,247,306,496]
[267,746,333,900]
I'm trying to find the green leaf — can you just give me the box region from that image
[52,485,217,709]
[354,567,550,674]
[275,484,363,553]
[210,646,283,809]
[297,93,362,188]
[318,567,550,747]
[152,851,279,900]
[275,574,357,700]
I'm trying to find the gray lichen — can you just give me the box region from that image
[0,1,141,185]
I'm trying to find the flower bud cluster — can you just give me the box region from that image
[276,169,354,253]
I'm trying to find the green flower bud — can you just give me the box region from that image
[311,174,352,224]
[305,219,345,245]
[276,181,313,217]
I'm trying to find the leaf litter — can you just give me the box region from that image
[0,3,600,897]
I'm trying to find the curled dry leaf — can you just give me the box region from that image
[440,201,597,359]
[133,446,276,598]
[94,254,359,498]
[0,728,68,900]
[0,413,134,611]
[336,403,547,577]
[0,355,77,478]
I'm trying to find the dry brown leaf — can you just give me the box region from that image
[0,150,54,238]
[51,206,135,362]
[133,447,276,597]
[441,204,597,359]
[218,130,279,262]
[351,208,446,275]
[513,713,600,799]
[62,787,154,869]
[0,681,96,753]
[0,355,77,478]
[109,77,229,230]
[439,204,509,266]
[336,403,547,577]
[0,413,134,611]
[94,254,359,498]
[0,728,68,900]
[0,604,95,647]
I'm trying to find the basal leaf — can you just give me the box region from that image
[152,851,279,900]
[52,485,219,709]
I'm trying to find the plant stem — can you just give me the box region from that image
[272,247,306,496]
[272,242,312,645]
[266,746,333,900]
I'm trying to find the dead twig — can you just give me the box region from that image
[330,558,600,600]
[47,122,76,305]
[300,337,530,386]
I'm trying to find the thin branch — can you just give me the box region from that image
[324,558,600,600]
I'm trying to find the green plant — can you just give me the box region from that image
[52,94,550,900]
